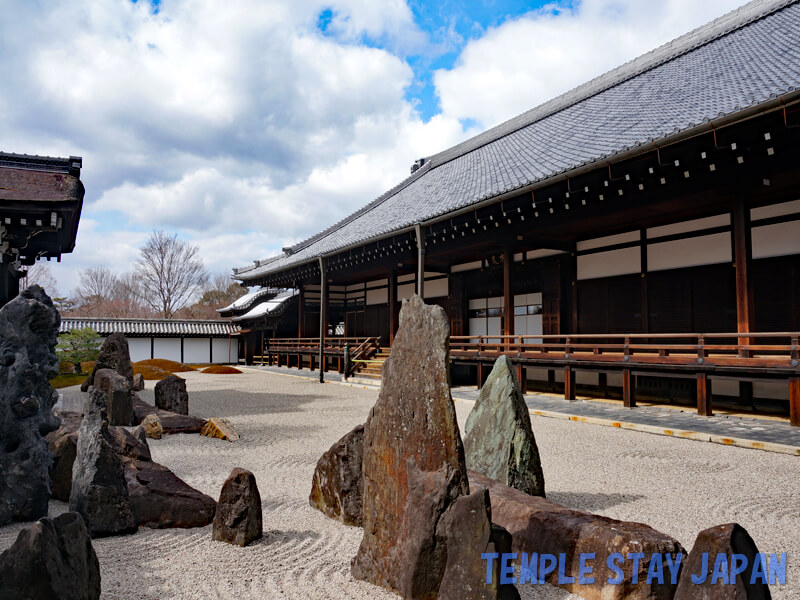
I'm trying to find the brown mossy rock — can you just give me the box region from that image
[0,286,62,525]
[439,486,520,600]
[140,413,163,439]
[132,373,145,391]
[69,390,137,538]
[309,423,364,526]
[46,410,83,502]
[0,511,101,600]
[469,471,684,600]
[675,523,771,600]
[132,395,205,434]
[212,467,262,546]
[104,420,216,529]
[351,295,469,598]
[123,459,216,529]
[81,332,133,392]
[464,355,545,497]
[154,374,189,415]
[201,417,240,442]
[93,368,133,426]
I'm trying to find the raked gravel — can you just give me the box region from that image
[1,369,797,599]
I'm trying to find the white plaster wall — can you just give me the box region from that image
[212,338,237,364]
[751,221,800,259]
[751,199,800,220]
[183,338,210,364]
[127,337,151,362]
[526,249,565,260]
[577,230,639,251]
[425,277,448,298]
[153,338,181,363]
[647,232,731,271]
[646,214,729,239]
[397,282,415,301]
[452,261,482,273]
[577,247,640,280]
[366,288,388,305]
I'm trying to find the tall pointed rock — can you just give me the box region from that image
[463,355,545,497]
[351,295,469,598]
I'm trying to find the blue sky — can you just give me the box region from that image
[1,0,747,295]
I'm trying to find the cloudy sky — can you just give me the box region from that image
[3,0,749,296]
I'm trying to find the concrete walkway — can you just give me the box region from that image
[242,364,800,456]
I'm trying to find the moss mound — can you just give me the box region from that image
[135,359,196,373]
[200,365,242,375]
[132,364,173,380]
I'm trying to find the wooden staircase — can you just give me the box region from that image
[352,347,390,381]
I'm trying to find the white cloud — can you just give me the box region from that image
[2,0,750,298]
[434,0,747,129]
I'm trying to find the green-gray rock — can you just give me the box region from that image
[463,356,545,497]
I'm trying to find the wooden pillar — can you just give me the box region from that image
[732,197,754,346]
[477,363,484,388]
[503,246,513,336]
[318,257,326,383]
[297,286,305,338]
[622,369,635,407]
[515,362,526,395]
[640,229,648,334]
[415,223,425,299]
[564,366,575,400]
[389,268,398,345]
[569,248,579,334]
[790,377,800,426]
[697,373,712,416]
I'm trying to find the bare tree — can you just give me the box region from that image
[134,230,208,318]
[20,263,59,297]
[78,266,118,301]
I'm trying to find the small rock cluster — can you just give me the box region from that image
[308,295,770,600]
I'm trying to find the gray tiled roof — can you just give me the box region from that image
[60,317,238,337]
[236,0,800,282]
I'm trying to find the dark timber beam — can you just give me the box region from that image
[318,257,326,383]
[389,268,398,345]
[732,197,754,348]
[297,286,304,338]
[415,223,425,298]
[503,246,513,336]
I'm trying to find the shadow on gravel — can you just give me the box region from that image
[546,491,645,512]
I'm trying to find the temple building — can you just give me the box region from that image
[231,0,800,422]
[0,152,84,306]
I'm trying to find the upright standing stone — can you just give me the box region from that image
[351,295,469,598]
[212,467,263,546]
[0,511,101,600]
[309,423,364,526]
[45,411,83,502]
[0,286,61,526]
[132,373,145,391]
[463,355,545,497]
[439,487,520,600]
[675,523,771,600]
[81,332,133,391]
[94,368,133,426]
[69,390,137,537]
[154,375,189,415]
